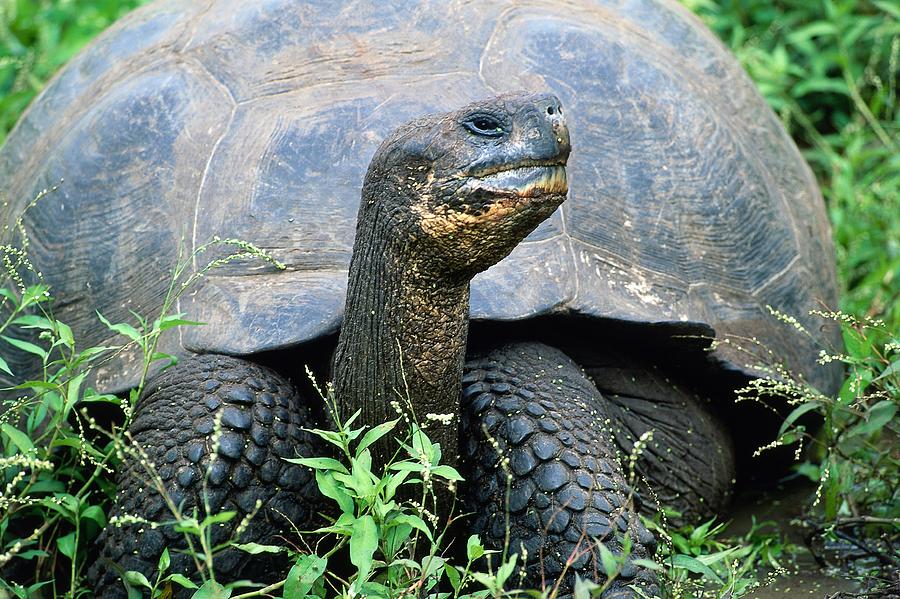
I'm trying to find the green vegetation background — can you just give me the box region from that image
[0,1,896,596]
[1,0,897,329]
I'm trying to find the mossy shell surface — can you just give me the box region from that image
[0,0,842,394]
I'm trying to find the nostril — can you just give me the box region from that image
[547,105,555,115]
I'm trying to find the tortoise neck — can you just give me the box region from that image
[333,200,468,465]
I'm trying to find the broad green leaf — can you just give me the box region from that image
[57,532,76,560]
[12,315,54,329]
[598,543,619,578]
[355,418,399,458]
[285,456,349,474]
[158,547,171,572]
[383,523,412,558]
[409,427,435,463]
[873,0,900,19]
[315,470,354,514]
[166,573,198,589]
[123,570,152,589]
[671,554,723,583]
[349,515,378,581]
[1,335,47,360]
[80,505,107,529]
[466,534,484,561]
[573,575,601,599]
[874,358,900,382]
[631,558,663,571]
[430,464,463,481]
[383,468,410,501]
[64,372,86,416]
[2,423,34,453]
[387,461,425,473]
[444,563,461,591]
[0,355,12,376]
[495,553,517,587]
[190,580,231,599]
[388,513,432,542]
[55,321,74,348]
[848,400,897,437]
[285,554,327,598]
[689,518,716,545]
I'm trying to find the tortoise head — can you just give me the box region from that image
[361,92,570,280]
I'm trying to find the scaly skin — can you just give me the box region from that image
[460,343,660,598]
[89,355,321,598]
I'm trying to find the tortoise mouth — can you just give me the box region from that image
[472,164,568,197]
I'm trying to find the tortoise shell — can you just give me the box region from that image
[0,0,842,394]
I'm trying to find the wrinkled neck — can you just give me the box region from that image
[333,201,468,465]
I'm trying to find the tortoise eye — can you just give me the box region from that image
[464,114,505,138]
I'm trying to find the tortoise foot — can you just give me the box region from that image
[89,355,322,598]
[461,342,659,598]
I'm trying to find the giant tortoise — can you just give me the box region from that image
[0,0,841,596]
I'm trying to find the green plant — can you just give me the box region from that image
[0,0,149,143]
[0,206,284,597]
[283,381,524,598]
[727,308,899,593]
[640,511,792,599]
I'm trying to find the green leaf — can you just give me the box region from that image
[230,542,284,555]
[123,570,152,589]
[466,534,484,561]
[409,427,435,463]
[495,553,517,587]
[96,312,142,342]
[848,400,897,437]
[12,315,54,329]
[349,515,378,581]
[598,543,619,578]
[383,468,410,501]
[57,532,76,560]
[631,558,663,571]
[387,461,425,473]
[573,575,601,599]
[388,513,432,542]
[779,401,822,436]
[671,554,723,583]
[81,505,107,529]
[383,523,412,558]
[285,554,327,598]
[166,573,198,589]
[158,547,171,572]
[444,563,461,591]
[199,511,237,528]
[793,78,850,98]
[315,470,354,514]
[874,358,900,382]
[156,314,205,331]
[2,423,35,453]
[873,0,900,19]
[689,518,716,545]
[0,355,14,376]
[285,456,349,474]
[430,464,463,481]
[190,580,231,599]
[355,418,400,457]
[64,371,86,417]
[55,321,74,348]
[1,335,48,360]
